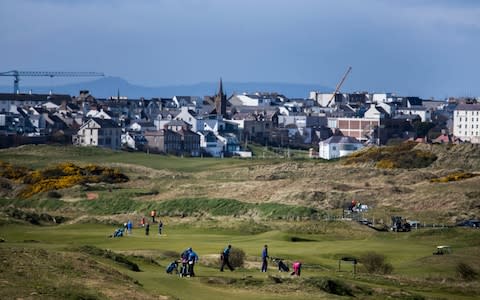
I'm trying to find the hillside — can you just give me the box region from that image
[0,143,479,224]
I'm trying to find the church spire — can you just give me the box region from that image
[214,77,227,117]
[218,77,224,97]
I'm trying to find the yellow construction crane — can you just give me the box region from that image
[326,66,352,108]
[0,70,104,93]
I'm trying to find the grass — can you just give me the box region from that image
[0,144,287,172]
[1,144,480,298]
[0,197,322,220]
[1,221,479,299]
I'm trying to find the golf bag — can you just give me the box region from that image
[113,228,124,238]
[166,261,178,274]
[277,260,289,272]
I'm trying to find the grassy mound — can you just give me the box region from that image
[153,198,322,219]
[343,142,437,169]
[0,247,158,299]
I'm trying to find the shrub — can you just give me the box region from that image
[359,252,393,274]
[456,262,478,281]
[218,247,245,268]
[17,163,129,198]
[343,142,437,169]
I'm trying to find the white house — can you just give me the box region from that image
[229,94,272,107]
[86,108,112,120]
[41,101,60,111]
[372,93,399,103]
[453,103,480,144]
[172,96,201,108]
[198,131,224,157]
[396,106,432,122]
[174,107,203,131]
[364,104,388,119]
[121,131,148,150]
[309,92,347,107]
[318,135,364,160]
[154,111,175,130]
[129,120,156,132]
[73,118,121,150]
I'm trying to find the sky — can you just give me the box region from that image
[0,0,479,99]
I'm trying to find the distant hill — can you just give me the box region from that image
[0,76,332,99]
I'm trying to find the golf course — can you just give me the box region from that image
[0,144,479,299]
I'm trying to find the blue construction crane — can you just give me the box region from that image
[0,70,104,93]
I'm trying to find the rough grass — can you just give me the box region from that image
[0,247,160,300]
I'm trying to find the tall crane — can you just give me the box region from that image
[326,66,352,108]
[0,70,104,94]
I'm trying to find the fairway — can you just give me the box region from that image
[1,221,479,299]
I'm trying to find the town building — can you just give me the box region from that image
[453,103,480,143]
[318,135,364,160]
[73,118,121,149]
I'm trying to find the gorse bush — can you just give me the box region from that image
[343,142,437,169]
[13,162,129,198]
[456,262,478,281]
[359,251,393,274]
[0,161,29,180]
[228,247,245,268]
[430,172,478,183]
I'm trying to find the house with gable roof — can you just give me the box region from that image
[318,136,364,160]
[73,118,121,149]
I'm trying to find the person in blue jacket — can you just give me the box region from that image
[187,248,199,277]
[220,244,234,272]
[127,219,133,235]
[261,244,269,272]
[180,248,191,277]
